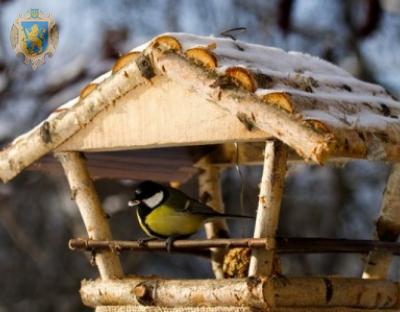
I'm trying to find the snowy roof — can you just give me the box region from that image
[1,32,400,182]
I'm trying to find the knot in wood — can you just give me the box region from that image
[39,121,52,144]
[136,54,155,80]
[134,282,155,306]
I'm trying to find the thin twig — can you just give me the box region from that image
[69,237,400,255]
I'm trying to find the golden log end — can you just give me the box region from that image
[80,83,98,99]
[185,47,218,69]
[152,35,182,52]
[262,92,294,113]
[225,67,257,93]
[112,51,141,74]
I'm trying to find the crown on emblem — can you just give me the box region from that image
[30,9,39,18]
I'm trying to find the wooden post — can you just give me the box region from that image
[249,140,288,277]
[198,165,229,279]
[363,164,400,279]
[56,152,123,279]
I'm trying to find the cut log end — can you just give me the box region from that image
[305,119,331,135]
[225,67,257,93]
[185,47,218,69]
[112,52,141,74]
[262,92,294,113]
[151,35,182,52]
[376,217,400,242]
[80,83,98,100]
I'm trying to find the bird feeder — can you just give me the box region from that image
[1,32,400,311]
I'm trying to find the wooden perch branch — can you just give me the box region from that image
[198,165,228,279]
[363,163,400,279]
[69,237,400,255]
[56,152,123,279]
[81,276,400,309]
[249,140,288,277]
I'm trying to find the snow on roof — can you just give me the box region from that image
[1,32,400,182]
[139,33,400,128]
[139,32,400,161]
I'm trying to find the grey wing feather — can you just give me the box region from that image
[185,199,220,215]
[169,188,219,216]
[168,188,254,219]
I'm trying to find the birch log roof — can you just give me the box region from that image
[1,32,400,183]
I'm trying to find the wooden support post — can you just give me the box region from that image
[363,164,400,279]
[249,140,288,277]
[56,152,123,279]
[198,165,229,279]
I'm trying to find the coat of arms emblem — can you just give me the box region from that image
[10,9,59,70]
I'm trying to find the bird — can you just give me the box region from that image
[128,180,253,251]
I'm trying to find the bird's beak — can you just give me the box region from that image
[128,200,140,207]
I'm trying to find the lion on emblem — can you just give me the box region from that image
[22,24,47,54]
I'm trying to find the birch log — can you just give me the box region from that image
[198,165,229,279]
[363,164,400,279]
[96,307,253,312]
[0,54,150,183]
[96,307,400,312]
[56,152,123,279]
[249,141,288,277]
[81,276,399,309]
[151,51,334,163]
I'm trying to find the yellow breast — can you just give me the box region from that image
[145,205,205,237]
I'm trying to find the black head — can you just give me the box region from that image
[128,180,166,209]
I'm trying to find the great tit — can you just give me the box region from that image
[128,181,253,247]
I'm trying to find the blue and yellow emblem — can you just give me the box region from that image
[10,9,58,69]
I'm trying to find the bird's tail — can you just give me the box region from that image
[204,212,254,219]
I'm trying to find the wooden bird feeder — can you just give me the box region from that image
[1,32,400,311]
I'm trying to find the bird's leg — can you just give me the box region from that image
[137,237,157,247]
[165,236,179,253]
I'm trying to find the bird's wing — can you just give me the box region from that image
[167,188,254,219]
[167,188,220,216]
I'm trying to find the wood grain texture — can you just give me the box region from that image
[57,76,269,152]
[29,146,213,182]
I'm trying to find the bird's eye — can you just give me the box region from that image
[135,188,142,195]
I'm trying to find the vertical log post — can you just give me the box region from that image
[198,165,229,279]
[249,140,288,277]
[56,152,123,279]
[363,164,400,279]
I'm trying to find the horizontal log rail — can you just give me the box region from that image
[80,276,400,309]
[70,237,400,255]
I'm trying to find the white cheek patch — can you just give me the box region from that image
[143,191,164,208]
